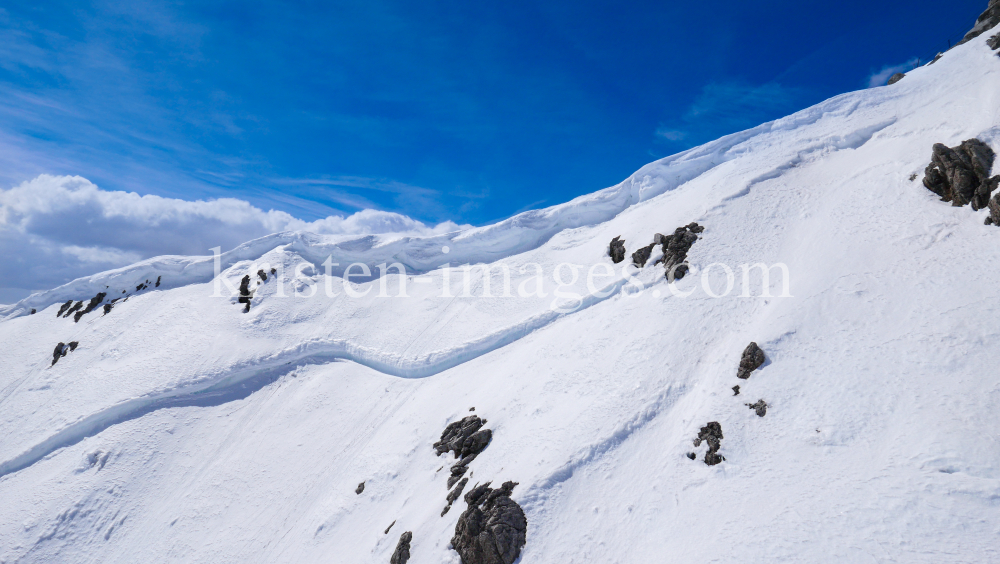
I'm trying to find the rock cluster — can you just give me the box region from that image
[922,139,999,210]
[746,400,768,417]
[631,243,655,267]
[389,531,412,564]
[655,223,704,281]
[74,292,107,323]
[608,236,626,264]
[737,342,766,379]
[693,422,724,466]
[451,481,527,564]
[442,477,469,516]
[434,416,492,460]
[51,341,79,366]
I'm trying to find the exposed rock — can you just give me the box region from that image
[922,139,1000,210]
[608,236,626,264]
[155,275,162,287]
[356,482,365,494]
[390,531,412,564]
[656,222,704,281]
[693,422,724,466]
[631,243,655,268]
[686,452,696,460]
[887,72,905,85]
[103,304,113,315]
[51,341,78,366]
[451,481,527,564]
[989,31,1000,49]
[958,0,1000,45]
[57,300,73,317]
[270,267,277,275]
[737,342,766,379]
[385,520,395,534]
[30,308,36,315]
[990,192,1000,226]
[448,455,476,489]
[442,477,469,516]
[74,292,107,322]
[746,400,768,417]
[732,385,740,396]
[434,416,491,459]
[469,407,475,411]
[62,301,83,319]
[258,269,268,282]
[238,275,252,312]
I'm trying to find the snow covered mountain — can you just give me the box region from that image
[2,17,1000,564]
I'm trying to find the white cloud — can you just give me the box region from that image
[655,128,687,141]
[867,58,919,88]
[0,174,468,300]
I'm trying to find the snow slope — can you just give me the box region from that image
[2,31,1000,564]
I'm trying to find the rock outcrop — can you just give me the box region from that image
[74,292,107,323]
[737,342,766,379]
[988,193,1000,225]
[988,31,1000,49]
[434,416,492,460]
[608,236,626,264]
[389,531,412,564]
[655,223,704,281]
[355,482,365,494]
[51,341,79,366]
[451,481,527,564]
[693,422,724,466]
[887,72,905,85]
[238,275,252,312]
[631,243,655,267]
[442,477,469,516]
[746,400,768,417]
[922,139,999,210]
[959,0,1000,45]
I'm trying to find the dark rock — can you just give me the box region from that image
[987,216,995,225]
[434,416,491,459]
[732,385,740,396]
[922,139,1000,210]
[958,0,1000,45]
[238,275,252,312]
[746,400,768,417]
[631,243,656,268]
[74,292,107,323]
[270,267,277,275]
[57,300,73,317]
[258,269,268,282]
[451,481,527,564]
[656,222,704,281]
[887,72,905,85]
[608,236,626,264]
[155,276,161,287]
[103,304,113,315]
[68,341,78,351]
[62,301,83,318]
[30,308,36,315]
[686,452,696,460]
[469,407,475,411]
[385,520,396,534]
[390,531,412,564]
[52,342,66,366]
[989,192,1000,226]
[693,422,724,466]
[356,482,365,494]
[737,342,766,379]
[442,477,469,516]
[989,31,1000,49]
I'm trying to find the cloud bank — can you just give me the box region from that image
[0,174,467,302]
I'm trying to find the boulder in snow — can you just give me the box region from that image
[693,422,724,466]
[656,222,704,281]
[608,236,626,264]
[922,139,1000,210]
[746,400,768,417]
[390,531,412,564]
[737,342,766,379]
[631,242,655,267]
[887,72,905,85]
[451,481,527,564]
[988,192,1000,225]
[434,415,491,459]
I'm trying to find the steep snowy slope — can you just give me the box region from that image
[2,28,1000,564]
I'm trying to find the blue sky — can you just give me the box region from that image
[0,0,986,228]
